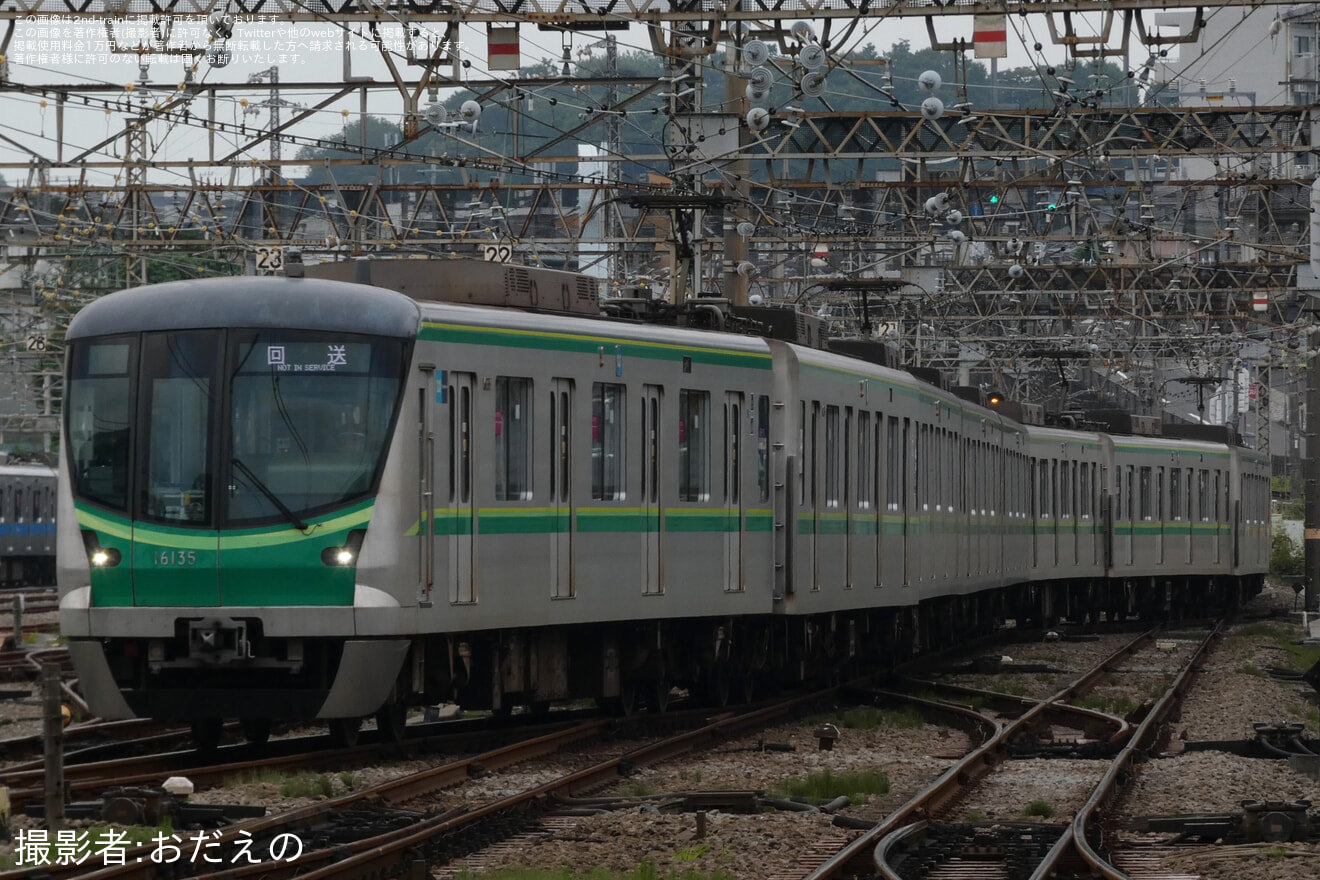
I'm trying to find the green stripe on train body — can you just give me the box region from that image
[419,322,772,371]
[75,500,372,608]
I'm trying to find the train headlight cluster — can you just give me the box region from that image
[321,529,366,567]
[82,530,122,568]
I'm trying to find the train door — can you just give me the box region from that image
[418,365,437,605]
[642,385,662,595]
[447,372,475,604]
[550,379,574,598]
[843,407,852,589]
[136,331,220,607]
[723,392,744,592]
[901,417,911,586]
[810,402,821,590]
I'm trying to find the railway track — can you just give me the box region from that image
[798,624,1221,880]
[3,687,862,880]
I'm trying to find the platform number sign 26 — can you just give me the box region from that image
[482,243,513,263]
[255,247,284,275]
[24,334,47,352]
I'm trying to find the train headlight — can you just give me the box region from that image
[321,529,366,567]
[82,530,121,568]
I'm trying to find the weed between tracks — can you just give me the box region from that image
[807,705,924,731]
[773,768,890,804]
[223,769,342,798]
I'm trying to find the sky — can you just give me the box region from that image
[0,10,1163,184]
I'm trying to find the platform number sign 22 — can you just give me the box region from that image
[483,243,513,263]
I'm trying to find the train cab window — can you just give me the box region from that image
[140,331,218,525]
[857,412,871,509]
[67,336,135,515]
[757,395,770,502]
[494,377,533,501]
[591,382,626,501]
[678,389,710,502]
[825,406,840,508]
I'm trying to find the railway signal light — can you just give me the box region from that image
[987,390,1004,406]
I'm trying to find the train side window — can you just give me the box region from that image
[798,401,806,503]
[810,402,819,509]
[678,389,710,502]
[1125,466,1134,522]
[857,412,871,509]
[1155,467,1164,522]
[494,377,533,501]
[460,385,471,504]
[649,395,660,504]
[13,489,22,522]
[1185,468,1193,523]
[757,395,770,502]
[1197,469,1209,522]
[1170,468,1182,521]
[32,491,39,522]
[592,382,626,501]
[730,399,740,505]
[843,408,851,511]
[448,383,456,503]
[825,405,840,509]
[886,417,900,512]
[1138,467,1151,521]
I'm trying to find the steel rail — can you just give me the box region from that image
[802,626,1159,880]
[1068,621,1224,879]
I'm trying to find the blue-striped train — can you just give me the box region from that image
[57,260,1269,746]
[0,455,58,587]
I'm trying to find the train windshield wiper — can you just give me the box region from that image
[230,456,309,532]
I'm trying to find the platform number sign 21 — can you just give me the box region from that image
[483,243,513,263]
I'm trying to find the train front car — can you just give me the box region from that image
[57,277,419,745]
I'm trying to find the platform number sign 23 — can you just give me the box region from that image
[482,243,513,263]
[255,247,284,275]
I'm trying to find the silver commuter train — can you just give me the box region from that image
[58,269,1269,739]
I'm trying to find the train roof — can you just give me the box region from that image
[0,464,56,478]
[67,278,421,340]
[417,300,774,359]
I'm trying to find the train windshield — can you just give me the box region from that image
[67,329,408,527]
[227,332,407,526]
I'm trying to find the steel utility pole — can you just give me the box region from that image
[1306,340,1320,612]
